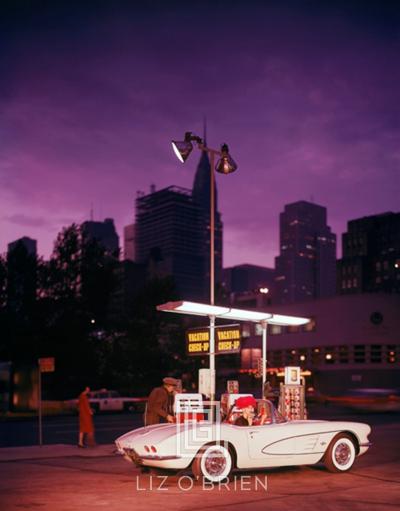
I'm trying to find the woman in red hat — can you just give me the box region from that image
[234,396,258,426]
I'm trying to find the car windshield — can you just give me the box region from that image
[257,399,287,424]
[273,407,287,424]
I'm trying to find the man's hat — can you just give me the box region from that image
[163,377,179,386]
[235,396,257,409]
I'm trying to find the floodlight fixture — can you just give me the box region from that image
[171,131,203,163]
[215,143,238,174]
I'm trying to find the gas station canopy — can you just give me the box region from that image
[157,301,310,326]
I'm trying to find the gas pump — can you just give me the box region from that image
[220,379,242,421]
[278,366,308,420]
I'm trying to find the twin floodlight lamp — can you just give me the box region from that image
[171,131,238,174]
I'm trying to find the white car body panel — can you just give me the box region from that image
[115,416,371,471]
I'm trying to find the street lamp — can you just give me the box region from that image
[171,131,238,416]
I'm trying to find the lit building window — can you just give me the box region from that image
[269,324,283,335]
[242,325,251,338]
[325,347,335,364]
[386,345,397,364]
[241,349,261,370]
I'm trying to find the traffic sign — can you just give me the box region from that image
[39,357,55,373]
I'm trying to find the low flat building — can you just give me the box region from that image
[240,293,400,394]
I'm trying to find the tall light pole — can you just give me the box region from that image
[171,132,237,417]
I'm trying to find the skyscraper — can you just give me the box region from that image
[222,264,275,294]
[275,201,336,303]
[338,212,400,294]
[7,237,37,313]
[8,236,37,256]
[134,151,223,300]
[123,223,136,261]
[81,218,119,258]
[192,150,223,290]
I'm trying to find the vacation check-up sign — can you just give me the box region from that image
[185,325,242,356]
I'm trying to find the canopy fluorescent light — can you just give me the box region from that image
[157,301,309,326]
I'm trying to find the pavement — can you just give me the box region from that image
[0,443,117,462]
[1,424,400,511]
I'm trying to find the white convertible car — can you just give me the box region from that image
[115,395,371,482]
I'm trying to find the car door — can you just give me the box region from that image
[97,392,109,411]
[109,391,123,411]
[245,423,296,466]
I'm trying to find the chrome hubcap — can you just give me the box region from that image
[335,442,351,465]
[205,450,227,476]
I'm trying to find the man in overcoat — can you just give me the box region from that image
[144,377,178,426]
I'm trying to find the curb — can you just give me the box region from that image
[0,443,117,462]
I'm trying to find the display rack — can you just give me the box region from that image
[278,382,308,420]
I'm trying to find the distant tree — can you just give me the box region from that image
[6,241,37,318]
[39,224,82,302]
[38,223,118,317]
[89,276,186,394]
[33,223,119,397]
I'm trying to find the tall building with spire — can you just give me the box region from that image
[192,149,223,291]
[134,151,223,300]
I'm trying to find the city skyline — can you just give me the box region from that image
[1,0,399,267]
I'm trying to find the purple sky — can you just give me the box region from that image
[1,1,399,267]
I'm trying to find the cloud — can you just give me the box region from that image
[4,214,52,228]
[0,1,399,263]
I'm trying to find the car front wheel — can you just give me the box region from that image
[192,443,233,483]
[324,433,356,472]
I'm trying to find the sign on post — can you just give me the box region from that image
[186,325,241,356]
[38,357,55,447]
[39,357,55,373]
[284,366,301,385]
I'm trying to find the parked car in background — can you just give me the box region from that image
[326,388,400,412]
[66,389,147,413]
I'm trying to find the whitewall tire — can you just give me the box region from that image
[324,434,356,472]
[192,443,233,483]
